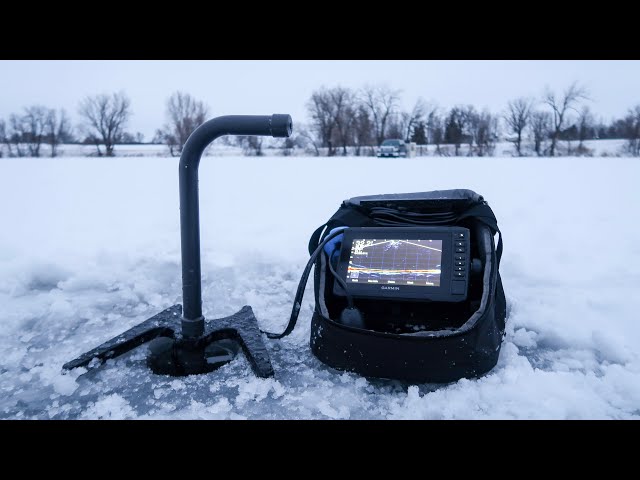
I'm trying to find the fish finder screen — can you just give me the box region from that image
[346,238,443,287]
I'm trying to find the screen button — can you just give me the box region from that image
[455,261,465,266]
[454,266,464,271]
[453,271,465,278]
[455,247,465,253]
[454,232,466,239]
[454,255,465,260]
[454,241,465,247]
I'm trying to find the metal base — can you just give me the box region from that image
[63,305,274,378]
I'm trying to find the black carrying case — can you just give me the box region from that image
[308,190,507,383]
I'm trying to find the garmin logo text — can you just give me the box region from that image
[381,286,400,291]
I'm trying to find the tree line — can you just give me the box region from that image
[303,82,640,157]
[0,90,278,158]
[1,84,639,157]
[0,92,139,157]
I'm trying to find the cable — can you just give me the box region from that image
[368,206,458,226]
[264,204,475,339]
[326,249,365,329]
[262,228,346,339]
[326,250,354,309]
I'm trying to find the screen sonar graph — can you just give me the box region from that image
[346,238,442,287]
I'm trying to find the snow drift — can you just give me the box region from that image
[0,155,638,419]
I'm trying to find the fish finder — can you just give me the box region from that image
[333,226,470,302]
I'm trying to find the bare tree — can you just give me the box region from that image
[78,91,131,157]
[461,105,477,156]
[623,105,640,156]
[8,112,35,157]
[505,97,532,156]
[296,123,321,156]
[45,108,72,157]
[7,108,52,157]
[386,113,404,140]
[361,85,401,145]
[7,106,49,157]
[307,87,337,156]
[156,91,209,156]
[352,104,374,156]
[467,110,480,156]
[330,87,356,156]
[305,86,358,156]
[471,110,498,157]
[576,106,594,152]
[25,106,49,156]
[237,135,263,156]
[530,111,551,156]
[428,112,445,155]
[424,108,440,144]
[0,119,5,157]
[543,82,588,156]
[7,114,24,156]
[421,104,439,144]
[399,98,428,142]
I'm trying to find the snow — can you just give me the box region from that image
[1,155,639,419]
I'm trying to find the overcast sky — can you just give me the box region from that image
[1,60,638,140]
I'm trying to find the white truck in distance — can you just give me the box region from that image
[376,139,416,158]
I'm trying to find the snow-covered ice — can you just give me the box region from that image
[0,155,638,419]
